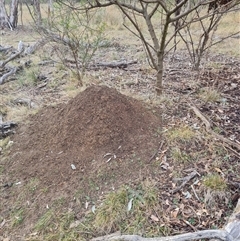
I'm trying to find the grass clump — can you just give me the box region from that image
[171,148,191,163]
[11,208,25,227]
[93,180,159,236]
[94,187,128,232]
[18,66,41,87]
[199,87,221,103]
[166,125,195,144]
[203,174,227,191]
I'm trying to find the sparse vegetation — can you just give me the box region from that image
[199,87,221,103]
[0,2,239,241]
[166,125,196,144]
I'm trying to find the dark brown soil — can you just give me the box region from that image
[2,85,162,233]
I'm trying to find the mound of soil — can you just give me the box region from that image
[3,86,162,219]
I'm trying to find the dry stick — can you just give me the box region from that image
[148,142,164,163]
[0,49,24,68]
[172,170,199,194]
[0,67,17,85]
[190,104,240,151]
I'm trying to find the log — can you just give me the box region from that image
[0,67,17,85]
[90,199,240,241]
[0,121,18,138]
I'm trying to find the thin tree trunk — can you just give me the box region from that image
[33,0,41,26]
[9,0,19,28]
[0,0,9,29]
[47,0,53,26]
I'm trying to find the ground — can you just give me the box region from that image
[0,10,240,241]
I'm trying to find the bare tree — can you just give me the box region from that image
[81,0,239,95]
[175,0,240,70]
[0,0,19,29]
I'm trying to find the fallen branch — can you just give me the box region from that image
[91,230,232,241]
[24,38,48,55]
[190,104,240,151]
[148,142,164,163]
[0,67,17,85]
[13,98,37,108]
[0,49,24,68]
[90,198,240,241]
[172,170,200,194]
[93,60,138,69]
[0,121,18,138]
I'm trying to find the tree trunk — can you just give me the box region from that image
[47,0,53,26]
[33,0,42,26]
[9,0,18,28]
[156,50,163,95]
[0,0,9,29]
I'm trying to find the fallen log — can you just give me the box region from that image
[0,121,18,138]
[91,199,240,241]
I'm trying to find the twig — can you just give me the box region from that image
[148,142,164,163]
[190,185,200,201]
[190,104,240,151]
[172,171,199,194]
[181,219,198,232]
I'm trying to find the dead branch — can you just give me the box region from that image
[24,38,48,55]
[91,229,232,241]
[0,67,17,85]
[0,49,23,68]
[13,98,37,108]
[63,59,138,70]
[190,104,240,151]
[0,121,18,138]
[148,142,164,163]
[91,200,240,241]
[172,170,200,194]
[93,60,138,69]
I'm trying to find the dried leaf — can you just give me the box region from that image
[106,157,112,163]
[150,214,159,222]
[214,167,224,176]
[69,220,81,229]
[171,208,179,218]
[182,191,192,199]
[127,198,134,212]
[92,205,96,213]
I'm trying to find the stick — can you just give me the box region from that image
[148,142,164,163]
[172,170,199,194]
[190,104,240,151]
